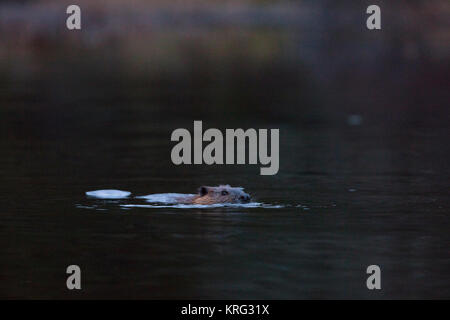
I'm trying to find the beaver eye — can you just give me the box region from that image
[221,190,229,196]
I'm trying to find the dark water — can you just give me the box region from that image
[1,101,449,299]
[0,0,449,299]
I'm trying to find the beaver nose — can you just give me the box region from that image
[240,195,251,202]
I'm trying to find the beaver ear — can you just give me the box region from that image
[199,186,208,196]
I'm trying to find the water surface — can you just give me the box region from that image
[1,104,448,299]
[0,1,448,298]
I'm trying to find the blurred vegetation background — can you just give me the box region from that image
[1,0,448,124]
[0,0,449,183]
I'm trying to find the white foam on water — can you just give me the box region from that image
[136,193,285,208]
[81,191,287,210]
[76,204,97,209]
[136,193,194,203]
[86,189,131,199]
[121,202,284,209]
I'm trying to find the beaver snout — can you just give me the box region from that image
[186,185,251,205]
[240,195,251,203]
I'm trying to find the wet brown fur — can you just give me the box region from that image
[176,185,251,205]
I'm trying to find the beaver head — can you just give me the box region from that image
[194,185,251,204]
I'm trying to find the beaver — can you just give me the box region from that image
[176,185,251,205]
